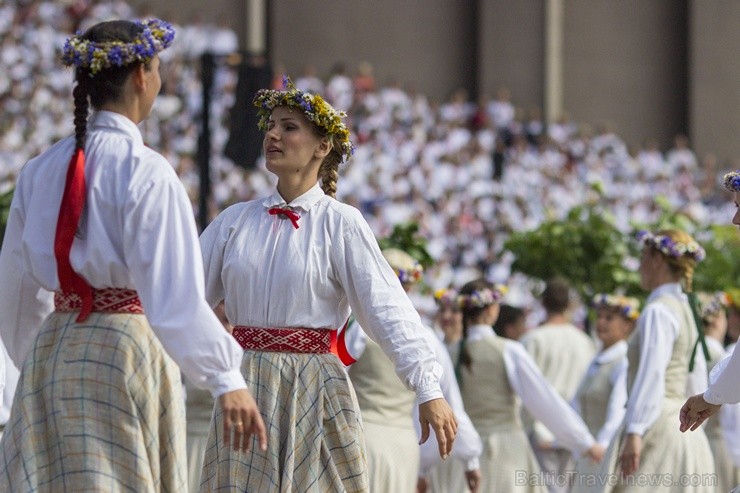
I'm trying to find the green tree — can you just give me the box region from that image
[502,202,640,303]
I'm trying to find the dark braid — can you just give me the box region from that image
[72,79,89,151]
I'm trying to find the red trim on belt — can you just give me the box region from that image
[54,288,143,315]
[232,326,333,353]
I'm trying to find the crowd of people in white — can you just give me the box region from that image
[2,3,740,493]
[2,2,735,305]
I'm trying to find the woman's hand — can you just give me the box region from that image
[418,398,458,459]
[465,468,482,493]
[618,433,642,477]
[680,393,721,432]
[219,388,268,453]
[587,443,605,464]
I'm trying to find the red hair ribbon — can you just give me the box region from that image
[54,148,93,322]
[268,207,301,229]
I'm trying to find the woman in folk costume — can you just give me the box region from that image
[589,229,715,493]
[693,291,740,492]
[0,19,265,492]
[419,287,483,493]
[457,278,602,493]
[198,78,457,492]
[342,248,483,493]
[570,294,638,492]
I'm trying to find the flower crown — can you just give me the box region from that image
[61,19,175,75]
[395,263,424,284]
[253,76,354,162]
[635,230,705,262]
[434,288,460,307]
[696,291,730,321]
[592,293,640,321]
[457,285,508,309]
[724,170,740,192]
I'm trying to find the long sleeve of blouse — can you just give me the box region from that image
[503,341,596,456]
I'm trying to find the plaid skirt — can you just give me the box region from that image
[199,351,368,493]
[0,312,186,492]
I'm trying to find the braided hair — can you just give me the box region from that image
[71,21,146,153]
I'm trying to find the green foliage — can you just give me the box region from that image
[503,192,737,305]
[377,222,434,268]
[0,187,13,250]
[502,204,640,302]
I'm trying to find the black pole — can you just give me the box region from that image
[197,53,215,232]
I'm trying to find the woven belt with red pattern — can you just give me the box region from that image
[55,288,143,315]
[232,326,334,354]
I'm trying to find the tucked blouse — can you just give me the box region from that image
[0,111,247,397]
[199,182,443,402]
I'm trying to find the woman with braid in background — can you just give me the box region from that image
[198,77,457,492]
[587,229,715,493]
[0,19,265,492]
[456,278,601,493]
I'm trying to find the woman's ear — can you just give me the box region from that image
[315,138,332,160]
[130,63,147,92]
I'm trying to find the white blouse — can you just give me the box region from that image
[623,283,708,436]
[0,111,247,397]
[199,183,443,402]
[467,325,596,455]
[572,340,628,448]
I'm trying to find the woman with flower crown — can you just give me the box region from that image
[585,229,715,493]
[0,19,266,492]
[455,278,602,493]
[197,78,457,492]
[569,294,638,492]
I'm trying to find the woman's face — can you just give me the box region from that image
[595,307,633,349]
[263,106,326,177]
[436,304,463,342]
[732,191,739,228]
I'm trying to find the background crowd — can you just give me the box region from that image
[2,2,735,317]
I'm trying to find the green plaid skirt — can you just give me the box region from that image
[0,311,187,492]
[199,351,368,492]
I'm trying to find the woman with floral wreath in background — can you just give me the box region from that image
[570,294,638,492]
[0,19,266,492]
[456,277,602,493]
[198,77,457,492]
[586,228,715,493]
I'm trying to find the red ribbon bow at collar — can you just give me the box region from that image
[268,206,301,229]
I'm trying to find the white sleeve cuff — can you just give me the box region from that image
[704,389,724,406]
[624,424,646,436]
[417,387,444,404]
[465,457,480,472]
[204,368,248,398]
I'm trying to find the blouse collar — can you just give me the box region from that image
[466,324,496,342]
[263,182,325,213]
[595,339,627,364]
[88,110,144,145]
[646,282,684,304]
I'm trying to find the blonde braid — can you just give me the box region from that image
[319,147,342,198]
